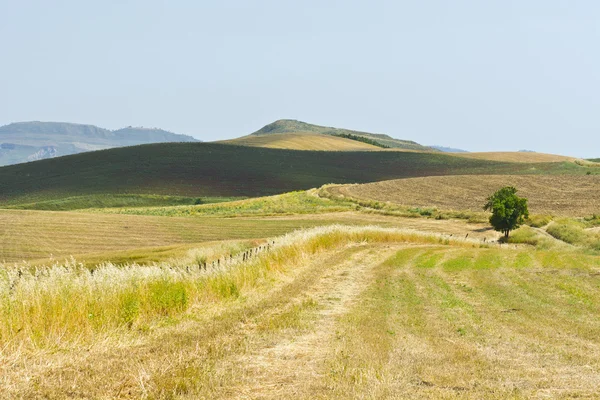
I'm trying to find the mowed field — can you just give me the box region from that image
[0,207,503,263]
[2,227,600,398]
[332,175,600,217]
[220,132,380,150]
[0,209,341,262]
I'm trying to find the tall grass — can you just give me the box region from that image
[0,226,483,350]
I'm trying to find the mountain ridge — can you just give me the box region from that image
[0,121,199,166]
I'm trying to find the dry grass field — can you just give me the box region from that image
[0,207,502,264]
[451,151,576,163]
[0,209,340,262]
[332,175,600,217]
[2,226,600,399]
[220,132,380,151]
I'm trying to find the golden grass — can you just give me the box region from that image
[333,174,600,217]
[218,132,381,151]
[2,226,599,398]
[451,151,575,163]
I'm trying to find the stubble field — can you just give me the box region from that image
[330,175,600,217]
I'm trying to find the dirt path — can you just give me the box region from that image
[226,244,402,399]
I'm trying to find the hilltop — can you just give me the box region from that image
[0,142,591,207]
[0,121,198,166]
[248,119,433,151]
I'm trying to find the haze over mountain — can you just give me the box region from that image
[429,145,469,153]
[0,121,198,166]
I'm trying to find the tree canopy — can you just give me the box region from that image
[483,186,529,239]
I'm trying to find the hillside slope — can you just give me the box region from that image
[221,132,380,151]
[0,121,198,166]
[0,142,589,206]
[251,119,432,151]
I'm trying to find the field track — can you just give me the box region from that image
[4,236,600,398]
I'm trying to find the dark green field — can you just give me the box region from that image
[0,142,593,206]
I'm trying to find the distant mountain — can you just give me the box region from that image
[429,145,469,153]
[0,121,198,166]
[251,119,434,151]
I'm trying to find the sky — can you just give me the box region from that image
[1,0,599,157]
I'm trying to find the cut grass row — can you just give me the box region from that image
[325,245,600,398]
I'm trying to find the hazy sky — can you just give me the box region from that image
[1,1,599,157]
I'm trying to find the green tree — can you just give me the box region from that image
[483,186,529,239]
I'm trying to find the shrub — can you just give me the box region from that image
[546,221,587,245]
[506,227,539,246]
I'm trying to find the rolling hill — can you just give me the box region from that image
[248,119,433,151]
[0,121,198,166]
[0,142,592,207]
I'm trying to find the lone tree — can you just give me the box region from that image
[483,186,529,239]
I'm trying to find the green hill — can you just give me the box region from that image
[0,121,198,166]
[0,142,590,207]
[251,119,433,151]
